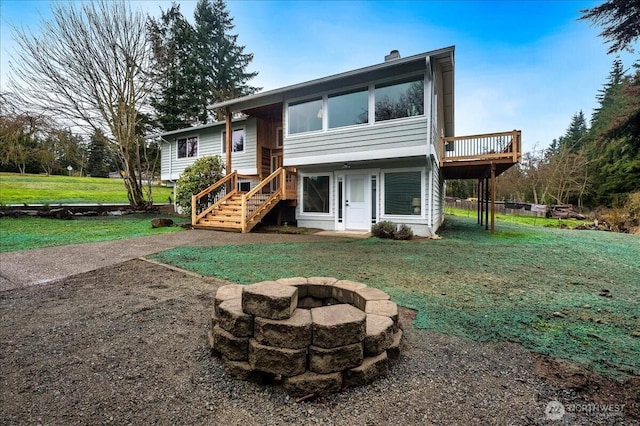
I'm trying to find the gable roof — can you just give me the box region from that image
[213,46,455,137]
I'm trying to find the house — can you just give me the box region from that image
[160,46,521,235]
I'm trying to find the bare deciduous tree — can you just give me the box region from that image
[8,0,155,207]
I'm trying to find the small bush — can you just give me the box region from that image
[371,221,413,240]
[393,224,414,240]
[371,221,396,239]
[176,156,225,215]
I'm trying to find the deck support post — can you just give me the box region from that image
[490,163,496,234]
[484,175,489,231]
[477,179,482,225]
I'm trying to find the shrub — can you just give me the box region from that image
[371,221,413,240]
[371,221,396,239]
[593,191,640,234]
[176,156,225,215]
[393,224,414,240]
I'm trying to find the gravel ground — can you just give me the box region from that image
[0,259,636,425]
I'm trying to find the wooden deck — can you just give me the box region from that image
[439,130,522,179]
[439,130,522,233]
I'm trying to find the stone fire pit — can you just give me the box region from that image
[208,277,403,397]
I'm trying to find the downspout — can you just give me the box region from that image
[429,161,434,231]
[425,56,436,237]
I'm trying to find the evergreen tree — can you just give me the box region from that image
[193,0,260,122]
[87,129,112,178]
[580,0,640,54]
[591,58,625,133]
[586,58,640,205]
[546,137,561,158]
[148,4,201,131]
[561,111,588,152]
[149,0,259,127]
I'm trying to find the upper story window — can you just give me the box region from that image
[222,128,245,153]
[328,88,368,128]
[288,98,322,134]
[286,75,425,135]
[177,136,198,158]
[374,77,424,122]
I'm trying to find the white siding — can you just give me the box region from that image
[230,117,257,175]
[160,118,257,181]
[284,117,428,166]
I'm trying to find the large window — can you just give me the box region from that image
[222,129,245,153]
[177,136,198,158]
[302,175,330,213]
[375,78,424,122]
[328,89,368,128]
[288,99,322,134]
[384,171,421,215]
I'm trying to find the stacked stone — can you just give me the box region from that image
[208,277,403,397]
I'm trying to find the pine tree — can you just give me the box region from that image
[585,58,640,205]
[193,0,260,122]
[580,0,640,54]
[561,111,588,152]
[148,4,201,131]
[87,129,111,178]
[591,58,625,133]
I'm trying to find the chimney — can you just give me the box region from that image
[384,49,401,62]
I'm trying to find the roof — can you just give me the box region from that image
[158,117,247,139]
[214,46,455,137]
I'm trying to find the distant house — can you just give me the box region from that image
[160,46,521,234]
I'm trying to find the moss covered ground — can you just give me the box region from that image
[151,216,640,378]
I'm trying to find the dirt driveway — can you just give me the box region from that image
[0,238,637,424]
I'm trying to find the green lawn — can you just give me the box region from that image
[0,173,174,205]
[151,216,640,379]
[445,205,589,228]
[0,214,189,253]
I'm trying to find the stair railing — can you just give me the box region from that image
[191,171,238,225]
[241,167,287,233]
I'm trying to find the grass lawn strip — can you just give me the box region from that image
[0,172,174,205]
[150,216,640,379]
[0,215,189,253]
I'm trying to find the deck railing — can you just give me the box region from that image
[440,130,522,164]
[192,168,297,231]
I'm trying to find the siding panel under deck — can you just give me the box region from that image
[285,118,428,165]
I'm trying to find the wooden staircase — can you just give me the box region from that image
[196,192,271,231]
[191,167,296,233]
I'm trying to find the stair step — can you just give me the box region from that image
[200,220,241,227]
[203,217,242,224]
[193,223,242,232]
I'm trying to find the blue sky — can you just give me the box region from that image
[1,0,638,153]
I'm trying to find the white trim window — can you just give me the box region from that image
[222,128,245,153]
[382,170,422,216]
[177,136,198,159]
[301,174,331,214]
[328,88,369,129]
[374,77,424,122]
